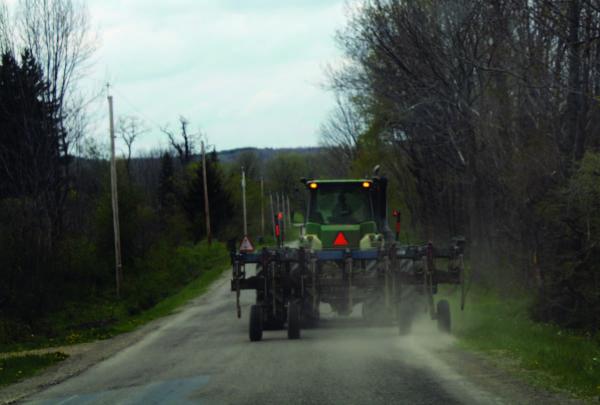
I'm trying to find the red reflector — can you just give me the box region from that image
[275,224,280,237]
[333,232,349,246]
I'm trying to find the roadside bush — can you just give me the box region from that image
[123,241,228,315]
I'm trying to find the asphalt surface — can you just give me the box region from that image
[21,268,574,405]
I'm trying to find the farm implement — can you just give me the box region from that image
[231,176,466,341]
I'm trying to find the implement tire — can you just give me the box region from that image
[249,305,263,342]
[437,299,451,334]
[287,301,301,340]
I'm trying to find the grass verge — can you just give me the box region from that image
[0,353,68,387]
[441,289,600,399]
[0,241,230,353]
[110,263,227,335]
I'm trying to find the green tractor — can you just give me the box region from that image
[298,177,392,318]
[231,175,465,341]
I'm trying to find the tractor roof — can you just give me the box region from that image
[307,179,371,184]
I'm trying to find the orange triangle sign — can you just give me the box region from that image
[333,232,349,246]
[239,236,255,252]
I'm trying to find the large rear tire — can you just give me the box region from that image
[437,299,451,333]
[287,301,301,339]
[249,305,263,342]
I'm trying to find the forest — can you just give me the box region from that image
[320,0,600,331]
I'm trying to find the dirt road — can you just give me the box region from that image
[6,269,580,404]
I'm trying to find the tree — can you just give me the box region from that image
[183,150,234,241]
[320,94,364,176]
[17,0,95,161]
[236,149,262,181]
[117,115,146,175]
[161,116,196,166]
[158,152,176,213]
[0,49,63,316]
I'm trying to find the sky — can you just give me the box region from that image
[78,0,351,154]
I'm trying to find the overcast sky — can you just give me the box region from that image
[79,0,350,154]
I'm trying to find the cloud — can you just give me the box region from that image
[82,0,348,153]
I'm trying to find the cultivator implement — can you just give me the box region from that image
[231,238,466,341]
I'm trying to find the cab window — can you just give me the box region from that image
[308,184,373,225]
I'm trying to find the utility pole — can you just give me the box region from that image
[201,141,212,245]
[270,193,276,239]
[286,195,292,226]
[107,88,122,298]
[260,177,265,237]
[277,192,285,237]
[241,167,248,236]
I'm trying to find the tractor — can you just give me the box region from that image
[231,174,466,341]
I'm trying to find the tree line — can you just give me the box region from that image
[323,0,600,331]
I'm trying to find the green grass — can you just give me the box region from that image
[0,241,230,353]
[0,352,68,387]
[110,264,227,335]
[442,289,600,399]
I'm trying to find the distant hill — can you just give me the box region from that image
[217,147,322,163]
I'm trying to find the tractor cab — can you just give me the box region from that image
[300,178,390,250]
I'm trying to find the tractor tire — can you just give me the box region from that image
[287,301,301,340]
[437,299,451,334]
[249,305,263,342]
[397,302,414,336]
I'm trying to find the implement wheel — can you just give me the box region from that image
[287,301,301,340]
[437,300,451,333]
[249,305,263,342]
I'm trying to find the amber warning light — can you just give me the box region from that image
[362,181,371,188]
[309,182,318,189]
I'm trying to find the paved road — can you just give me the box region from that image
[23,268,572,405]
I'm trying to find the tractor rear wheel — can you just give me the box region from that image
[287,301,301,339]
[437,300,451,333]
[249,305,263,342]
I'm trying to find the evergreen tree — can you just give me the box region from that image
[158,152,176,213]
[0,49,62,200]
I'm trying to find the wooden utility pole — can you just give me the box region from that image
[270,193,276,239]
[108,91,122,298]
[286,195,292,226]
[201,141,212,244]
[260,178,265,237]
[241,167,248,236]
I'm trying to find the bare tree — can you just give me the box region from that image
[0,2,12,53]
[319,94,364,176]
[117,115,147,175]
[17,0,96,158]
[161,116,196,166]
